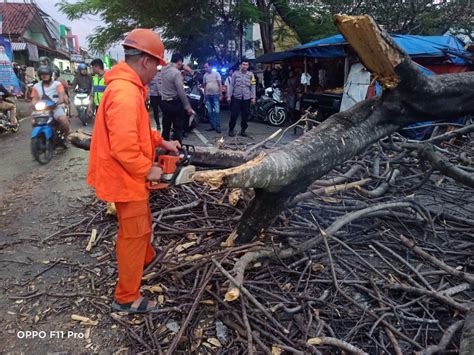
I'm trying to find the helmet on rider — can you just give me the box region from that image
[78,63,88,75]
[121,29,166,65]
[37,65,53,82]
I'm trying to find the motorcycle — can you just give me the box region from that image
[74,89,91,126]
[0,98,19,134]
[184,77,208,124]
[31,99,66,164]
[250,83,288,126]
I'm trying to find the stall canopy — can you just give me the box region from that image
[254,34,472,64]
[251,50,304,63]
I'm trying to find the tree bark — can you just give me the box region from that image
[256,0,274,54]
[193,15,474,244]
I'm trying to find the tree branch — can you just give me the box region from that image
[417,144,474,188]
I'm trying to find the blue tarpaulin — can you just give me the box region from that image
[296,34,346,49]
[291,34,471,64]
[254,34,472,64]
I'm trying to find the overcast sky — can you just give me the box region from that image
[35,0,123,58]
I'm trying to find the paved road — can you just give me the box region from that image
[0,101,92,197]
[0,103,295,197]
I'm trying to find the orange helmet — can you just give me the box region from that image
[122,29,166,65]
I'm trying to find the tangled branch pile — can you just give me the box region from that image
[10,128,474,354]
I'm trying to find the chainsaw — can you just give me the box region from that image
[148,144,196,190]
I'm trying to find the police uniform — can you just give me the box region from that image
[227,70,256,136]
[160,64,191,143]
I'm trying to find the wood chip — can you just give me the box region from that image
[86,229,97,252]
[71,314,98,326]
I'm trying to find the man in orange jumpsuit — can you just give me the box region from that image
[87,29,180,313]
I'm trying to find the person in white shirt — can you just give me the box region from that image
[203,62,223,133]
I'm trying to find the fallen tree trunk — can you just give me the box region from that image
[69,130,256,169]
[193,15,474,244]
[69,130,91,151]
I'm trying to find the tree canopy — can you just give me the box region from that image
[58,0,473,62]
[324,0,473,38]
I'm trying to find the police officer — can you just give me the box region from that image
[226,59,256,137]
[160,53,193,143]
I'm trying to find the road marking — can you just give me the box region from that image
[193,128,212,147]
[19,116,31,123]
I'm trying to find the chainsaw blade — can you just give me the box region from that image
[174,165,196,185]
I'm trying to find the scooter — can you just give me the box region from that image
[250,82,288,126]
[0,98,19,134]
[31,99,66,164]
[74,89,91,126]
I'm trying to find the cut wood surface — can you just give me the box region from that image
[334,14,405,88]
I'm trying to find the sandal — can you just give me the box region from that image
[111,296,160,314]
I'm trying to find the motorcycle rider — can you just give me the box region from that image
[31,66,70,137]
[0,83,18,130]
[70,63,92,94]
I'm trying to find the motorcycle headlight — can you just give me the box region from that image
[35,102,46,110]
[74,98,81,105]
[83,97,90,105]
